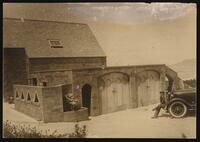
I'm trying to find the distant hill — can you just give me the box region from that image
[169,59,196,80]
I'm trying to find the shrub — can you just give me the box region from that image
[68,123,87,138]
[3,120,67,138]
[3,121,87,138]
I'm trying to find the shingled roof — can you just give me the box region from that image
[3,18,106,58]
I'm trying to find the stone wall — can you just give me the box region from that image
[63,107,88,122]
[13,84,88,122]
[41,85,88,123]
[72,64,178,116]
[29,57,106,73]
[3,48,106,99]
[30,70,72,86]
[13,85,43,121]
[4,48,28,100]
[72,69,101,116]
[41,85,64,122]
[12,64,181,121]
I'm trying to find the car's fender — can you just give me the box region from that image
[166,98,189,110]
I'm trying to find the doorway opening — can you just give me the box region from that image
[32,78,37,86]
[82,84,92,115]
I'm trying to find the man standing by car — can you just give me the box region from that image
[151,91,167,119]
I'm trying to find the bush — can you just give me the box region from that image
[68,123,87,138]
[3,120,68,138]
[3,121,87,138]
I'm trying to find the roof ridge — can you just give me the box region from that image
[72,64,166,71]
[3,17,88,26]
[107,64,166,68]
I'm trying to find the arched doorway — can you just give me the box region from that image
[98,72,130,114]
[137,70,161,107]
[82,84,92,115]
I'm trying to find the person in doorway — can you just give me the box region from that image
[65,93,79,111]
[151,91,166,119]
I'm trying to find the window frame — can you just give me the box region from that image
[48,39,63,48]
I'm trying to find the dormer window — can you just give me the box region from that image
[48,39,63,48]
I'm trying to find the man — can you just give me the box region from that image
[151,91,166,119]
[65,93,79,111]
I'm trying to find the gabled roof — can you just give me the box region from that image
[3,18,106,58]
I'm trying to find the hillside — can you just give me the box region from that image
[169,58,196,80]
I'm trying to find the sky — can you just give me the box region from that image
[3,3,196,66]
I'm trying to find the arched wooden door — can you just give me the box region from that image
[99,73,129,114]
[137,71,160,107]
[82,84,92,115]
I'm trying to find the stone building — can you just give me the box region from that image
[3,18,106,100]
[3,18,184,122]
[71,65,184,116]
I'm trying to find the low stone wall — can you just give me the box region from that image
[43,112,64,123]
[13,84,89,123]
[63,107,88,122]
[43,107,89,123]
[13,85,44,121]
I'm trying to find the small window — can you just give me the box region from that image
[48,39,63,48]
[16,91,19,98]
[27,93,31,101]
[34,94,39,103]
[21,93,24,100]
[32,78,37,86]
[42,82,47,87]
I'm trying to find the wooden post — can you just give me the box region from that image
[160,71,166,92]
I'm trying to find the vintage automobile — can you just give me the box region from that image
[165,88,196,118]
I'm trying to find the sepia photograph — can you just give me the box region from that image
[3,3,196,138]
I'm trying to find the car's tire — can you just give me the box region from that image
[168,101,188,118]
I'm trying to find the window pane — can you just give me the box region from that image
[49,40,63,48]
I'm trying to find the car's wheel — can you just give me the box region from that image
[168,101,188,118]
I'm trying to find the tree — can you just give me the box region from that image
[183,79,196,88]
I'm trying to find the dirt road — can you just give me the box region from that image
[3,103,196,138]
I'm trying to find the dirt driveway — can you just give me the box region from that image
[3,103,196,138]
